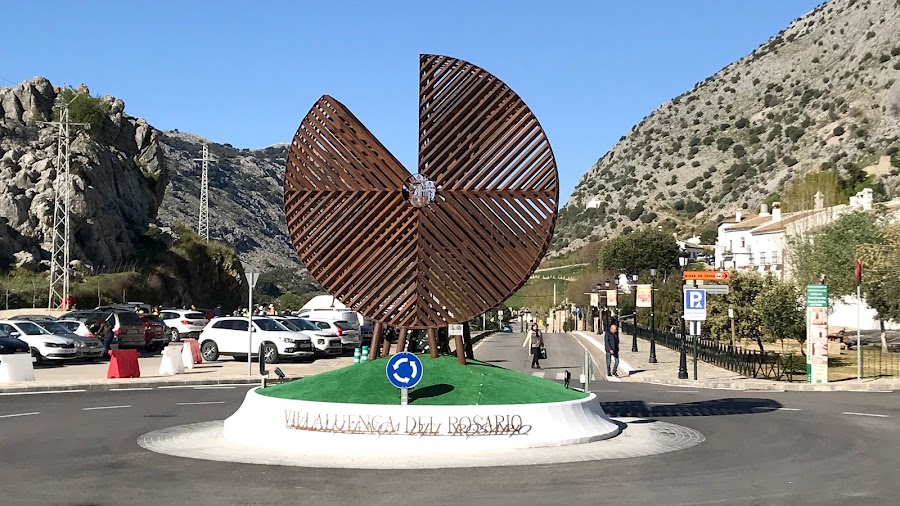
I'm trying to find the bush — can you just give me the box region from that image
[716,137,735,151]
[833,125,845,136]
[783,156,799,167]
[55,89,111,134]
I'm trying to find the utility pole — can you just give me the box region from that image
[193,144,214,242]
[44,89,90,309]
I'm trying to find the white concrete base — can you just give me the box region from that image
[140,417,704,469]
[223,388,620,454]
[158,346,184,376]
[0,353,36,383]
[181,344,195,370]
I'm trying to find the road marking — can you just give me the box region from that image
[82,405,131,411]
[664,390,698,394]
[555,372,566,380]
[843,411,890,418]
[193,386,235,390]
[751,407,802,412]
[0,389,86,396]
[157,385,195,389]
[0,412,40,419]
[110,388,153,391]
[531,372,544,378]
[593,389,620,393]
[176,401,226,406]
[648,402,676,405]
[606,376,621,382]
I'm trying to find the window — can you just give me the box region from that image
[232,320,249,332]
[213,320,234,330]
[740,237,745,248]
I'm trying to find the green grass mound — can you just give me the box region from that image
[259,355,589,405]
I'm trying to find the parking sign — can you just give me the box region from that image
[684,289,707,321]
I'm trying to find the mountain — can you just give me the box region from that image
[553,0,900,254]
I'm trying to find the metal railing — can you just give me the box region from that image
[620,322,805,382]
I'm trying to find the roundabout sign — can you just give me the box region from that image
[386,352,423,405]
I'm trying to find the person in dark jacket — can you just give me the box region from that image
[92,320,116,359]
[604,323,620,377]
[528,323,544,369]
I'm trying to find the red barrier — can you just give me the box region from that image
[183,338,202,364]
[107,349,141,378]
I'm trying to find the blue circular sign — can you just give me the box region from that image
[385,352,423,389]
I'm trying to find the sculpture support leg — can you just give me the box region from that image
[397,327,408,353]
[368,322,383,361]
[427,328,439,359]
[454,334,467,365]
[381,332,391,357]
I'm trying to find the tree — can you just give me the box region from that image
[755,279,805,350]
[598,227,679,275]
[788,211,884,300]
[781,169,846,212]
[706,272,767,350]
[858,223,900,351]
[278,292,303,311]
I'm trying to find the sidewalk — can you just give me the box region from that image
[573,330,900,392]
[0,347,354,393]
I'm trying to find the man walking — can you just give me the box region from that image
[604,322,620,377]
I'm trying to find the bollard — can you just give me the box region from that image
[0,354,36,382]
[353,348,361,364]
[158,345,184,376]
[360,346,369,363]
[181,343,195,370]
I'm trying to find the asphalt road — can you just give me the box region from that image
[0,331,898,506]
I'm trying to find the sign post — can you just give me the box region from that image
[856,258,863,381]
[245,272,259,377]
[683,289,707,380]
[386,352,424,405]
[806,283,829,384]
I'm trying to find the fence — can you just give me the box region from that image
[621,322,805,382]
[621,322,900,381]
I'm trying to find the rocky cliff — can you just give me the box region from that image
[554,0,900,254]
[0,77,166,268]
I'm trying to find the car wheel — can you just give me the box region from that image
[170,328,180,342]
[31,348,43,365]
[200,340,219,362]
[263,343,279,364]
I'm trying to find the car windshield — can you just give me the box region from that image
[290,318,319,331]
[35,321,70,334]
[116,312,143,325]
[185,312,206,320]
[253,318,289,332]
[17,322,51,335]
[276,319,303,332]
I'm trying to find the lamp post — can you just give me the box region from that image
[631,273,639,352]
[649,267,658,364]
[678,256,689,379]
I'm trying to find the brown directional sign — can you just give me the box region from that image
[683,271,731,282]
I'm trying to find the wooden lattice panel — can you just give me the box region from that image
[284,54,558,329]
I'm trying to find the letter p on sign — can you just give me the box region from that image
[684,289,707,321]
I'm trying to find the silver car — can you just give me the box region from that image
[34,320,104,360]
[299,317,361,351]
[272,316,342,357]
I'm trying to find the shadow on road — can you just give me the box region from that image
[600,398,783,417]
[410,383,454,402]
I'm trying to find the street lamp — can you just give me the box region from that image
[631,273,639,352]
[649,267,658,364]
[677,256,689,379]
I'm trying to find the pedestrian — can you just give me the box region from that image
[93,320,115,359]
[604,322,620,377]
[528,322,543,369]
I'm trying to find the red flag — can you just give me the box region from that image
[855,258,863,286]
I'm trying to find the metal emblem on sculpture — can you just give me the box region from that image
[284,54,558,332]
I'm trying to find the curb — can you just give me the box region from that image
[572,331,637,374]
[621,375,898,392]
[0,377,266,394]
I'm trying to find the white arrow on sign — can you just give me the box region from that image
[391,356,416,384]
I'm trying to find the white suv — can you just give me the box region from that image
[271,316,343,357]
[160,309,209,341]
[198,317,314,364]
[0,320,78,363]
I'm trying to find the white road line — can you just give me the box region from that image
[648,402,676,405]
[0,412,40,419]
[176,401,225,406]
[664,390,699,394]
[751,407,802,412]
[843,411,890,418]
[110,388,153,392]
[156,385,195,389]
[531,372,545,378]
[555,372,566,380]
[0,389,86,396]
[82,405,131,411]
[593,389,620,393]
[606,376,621,382]
[193,386,235,390]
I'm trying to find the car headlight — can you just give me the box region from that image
[280,337,295,344]
[77,342,86,348]
[317,339,325,345]
[44,342,60,348]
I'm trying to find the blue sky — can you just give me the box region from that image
[2,0,823,205]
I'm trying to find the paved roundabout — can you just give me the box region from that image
[1,332,898,505]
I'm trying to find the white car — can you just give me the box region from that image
[0,320,78,363]
[160,309,209,341]
[32,319,104,360]
[198,316,314,364]
[301,317,361,351]
[271,316,342,357]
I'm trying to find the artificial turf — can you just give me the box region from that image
[258,355,588,405]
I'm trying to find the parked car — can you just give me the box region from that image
[0,320,78,363]
[159,309,209,342]
[138,314,168,352]
[81,310,146,349]
[57,310,98,322]
[271,316,342,357]
[30,319,104,360]
[198,316,314,364]
[300,317,361,351]
[11,314,59,322]
[502,324,513,332]
[0,328,30,355]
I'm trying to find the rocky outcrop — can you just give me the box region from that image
[0,77,167,269]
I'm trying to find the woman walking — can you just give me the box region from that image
[528,323,543,369]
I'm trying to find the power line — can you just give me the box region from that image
[193,144,215,242]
